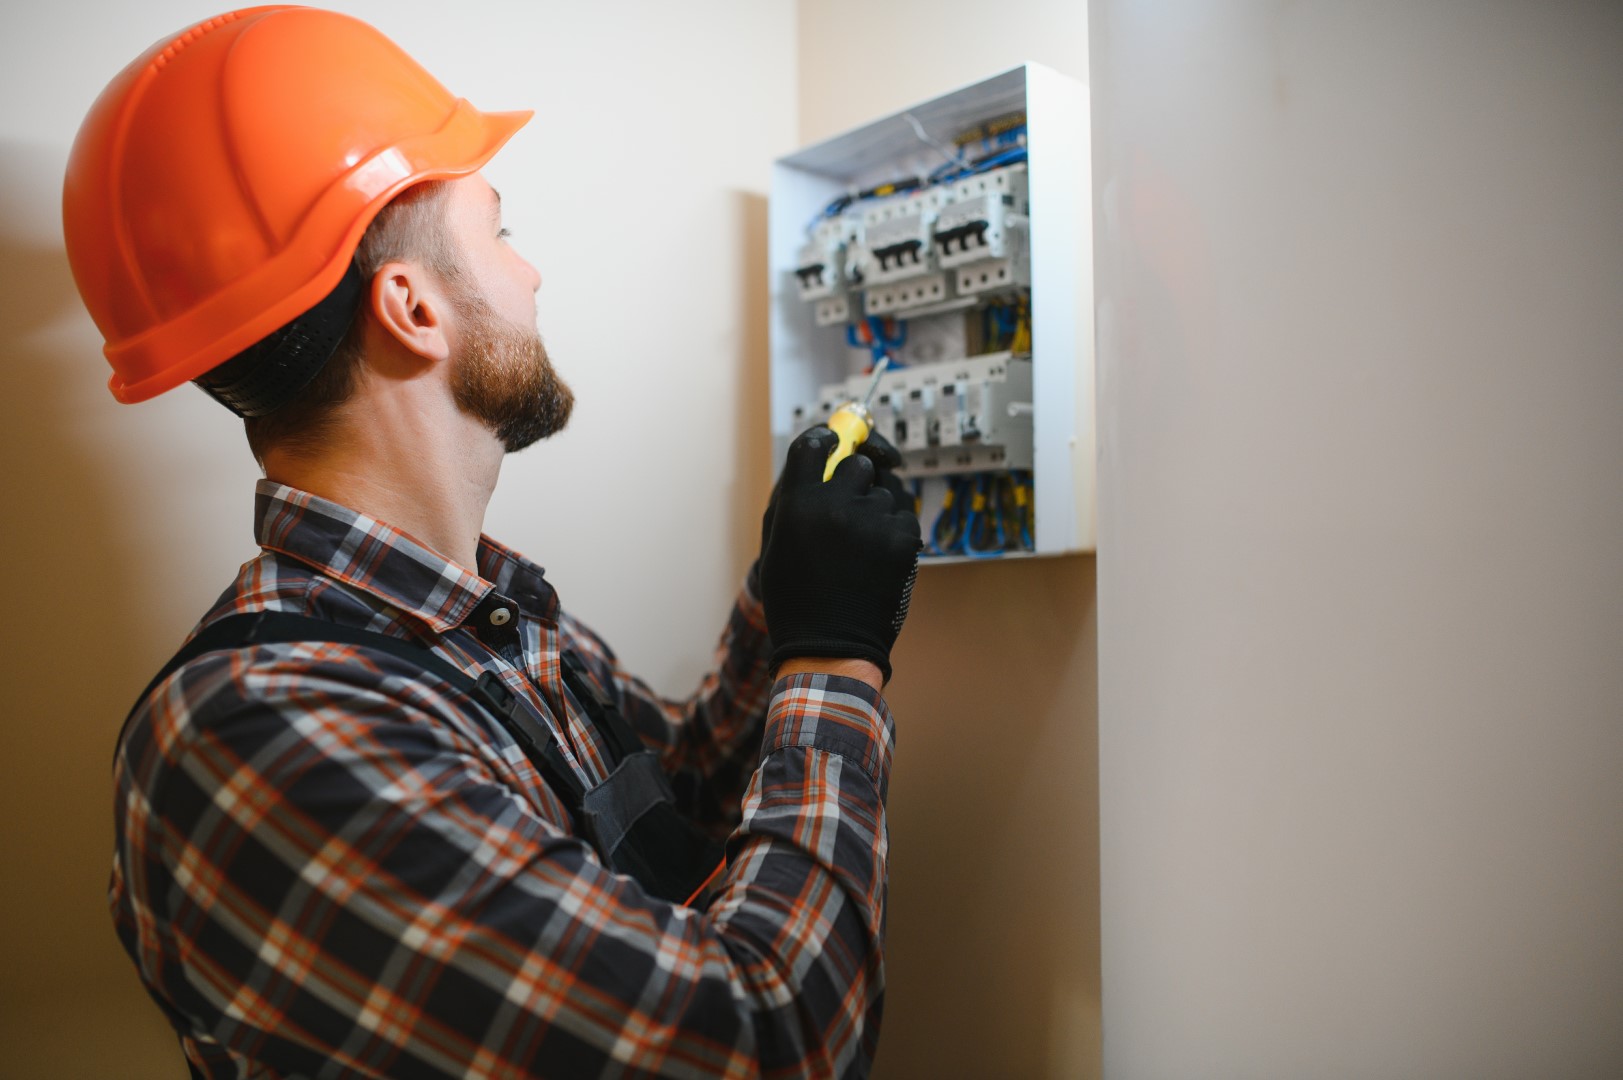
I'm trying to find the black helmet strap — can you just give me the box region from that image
[194,261,366,419]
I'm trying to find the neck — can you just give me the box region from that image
[261,384,504,575]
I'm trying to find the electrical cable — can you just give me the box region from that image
[848,316,907,368]
[1010,295,1032,354]
[935,145,1029,186]
[965,473,1007,558]
[929,476,968,555]
[804,174,928,235]
[1011,469,1034,550]
[989,471,1028,553]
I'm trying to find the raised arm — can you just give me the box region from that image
[560,428,917,837]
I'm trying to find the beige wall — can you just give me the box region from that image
[1093,2,1623,1076]
[797,4,1101,1078]
[0,2,795,1075]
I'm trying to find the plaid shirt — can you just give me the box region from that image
[112,481,893,1078]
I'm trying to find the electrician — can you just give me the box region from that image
[65,8,921,1078]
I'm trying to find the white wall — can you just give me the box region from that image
[0,2,795,1075]
[1093,2,1623,1076]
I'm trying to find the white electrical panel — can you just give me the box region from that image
[770,64,1094,561]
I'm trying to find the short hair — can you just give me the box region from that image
[242,180,462,463]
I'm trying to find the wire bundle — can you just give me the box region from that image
[928,121,1029,185]
[981,298,1031,354]
[806,177,926,231]
[805,120,1028,232]
[846,316,908,367]
[928,470,1034,557]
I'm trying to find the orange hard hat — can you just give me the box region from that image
[62,5,531,406]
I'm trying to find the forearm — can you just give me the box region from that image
[775,656,883,691]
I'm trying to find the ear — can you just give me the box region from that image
[368,260,452,363]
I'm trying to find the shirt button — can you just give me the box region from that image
[488,606,513,626]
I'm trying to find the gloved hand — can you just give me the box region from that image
[853,429,913,515]
[758,426,923,681]
[748,430,912,597]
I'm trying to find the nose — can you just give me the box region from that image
[521,253,542,292]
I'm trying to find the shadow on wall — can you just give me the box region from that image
[0,140,183,1076]
[879,554,1101,1079]
[729,190,774,579]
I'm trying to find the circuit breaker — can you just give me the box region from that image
[770,63,1094,561]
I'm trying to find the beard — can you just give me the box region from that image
[449,292,574,453]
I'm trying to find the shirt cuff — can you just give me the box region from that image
[762,673,894,793]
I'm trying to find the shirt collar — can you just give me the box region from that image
[253,480,559,633]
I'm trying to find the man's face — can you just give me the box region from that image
[440,175,573,453]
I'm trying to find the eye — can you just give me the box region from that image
[497,227,513,241]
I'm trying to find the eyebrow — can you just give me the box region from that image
[490,187,502,220]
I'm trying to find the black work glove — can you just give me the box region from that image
[854,429,912,515]
[759,426,923,682]
[748,431,910,597]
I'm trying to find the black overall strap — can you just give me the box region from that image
[127,610,723,906]
[556,651,727,903]
[560,650,644,761]
[125,611,586,811]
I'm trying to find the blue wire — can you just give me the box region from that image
[965,474,1006,558]
[1013,469,1034,550]
[927,124,1027,185]
[992,305,1015,341]
[989,124,1028,149]
[859,316,907,368]
[937,146,1029,185]
[803,202,836,235]
[809,127,1027,234]
[968,147,1028,174]
[927,154,966,183]
[929,477,968,556]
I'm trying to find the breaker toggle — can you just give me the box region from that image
[933,219,991,259]
[873,238,926,274]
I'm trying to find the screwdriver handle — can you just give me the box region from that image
[822,404,873,482]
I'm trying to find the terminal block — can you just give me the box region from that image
[948,162,1028,210]
[865,272,950,316]
[814,294,851,327]
[952,245,1029,297]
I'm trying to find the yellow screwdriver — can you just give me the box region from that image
[823,357,892,481]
